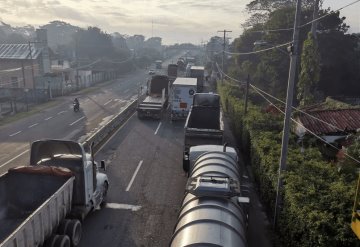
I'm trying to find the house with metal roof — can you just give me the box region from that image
[0,29,51,90]
[294,107,360,159]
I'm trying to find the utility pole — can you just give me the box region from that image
[244,74,250,115]
[273,0,302,228]
[311,0,320,40]
[217,30,232,83]
[28,42,35,91]
[75,31,79,90]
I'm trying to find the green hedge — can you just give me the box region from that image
[218,82,357,247]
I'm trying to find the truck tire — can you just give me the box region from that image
[58,219,71,236]
[45,235,70,247]
[66,220,82,246]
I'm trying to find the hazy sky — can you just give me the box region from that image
[0,0,359,44]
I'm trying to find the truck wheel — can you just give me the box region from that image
[66,219,82,246]
[56,235,71,247]
[58,219,71,235]
[45,235,70,247]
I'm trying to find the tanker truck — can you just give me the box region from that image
[0,139,109,247]
[170,144,250,247]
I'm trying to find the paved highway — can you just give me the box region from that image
[0,68,149,174]
[79,114,187,246]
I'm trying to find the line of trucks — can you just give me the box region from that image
[0,139,109,247]
[136,62,205,120]
[171,93,249,246]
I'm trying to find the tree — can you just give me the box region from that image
[74,27,115,59]
[297,32,321,106]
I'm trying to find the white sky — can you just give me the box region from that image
[0,0,359,45]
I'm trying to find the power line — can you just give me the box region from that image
[213,53,360,164]
[215,62,246,85]
[225,42,292,56]
[249,84,345,132]
[247,0,360,33]
[251,85,360,165]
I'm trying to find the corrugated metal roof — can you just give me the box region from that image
[298,109,360,135]
[0,44,42,59]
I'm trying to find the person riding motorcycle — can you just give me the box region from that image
[73,98,80,111]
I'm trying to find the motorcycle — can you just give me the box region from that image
[73,102,80,112]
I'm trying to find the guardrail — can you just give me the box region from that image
[82,99,138,153]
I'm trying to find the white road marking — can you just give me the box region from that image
[104,99,112,106]
[70,116,85,126]
[105,203,142,211]
[28,123,38,128]
[0,149,29,168]
[9,131,22,137]
[44,116,53,121]
[154,122,162,135]
[57,110,67,115]
[126,160,143,192]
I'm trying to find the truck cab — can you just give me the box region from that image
[30,139,109,220]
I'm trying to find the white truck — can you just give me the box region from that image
[170,77,197,121]
[0,139,109,247]
[137,75,170,119]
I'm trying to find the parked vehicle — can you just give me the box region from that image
[0,139,109,247]
[137,75,170,119]
[170,77,197,121]
[189,66,205,92]
[167,64,178,82]
[183,93,224,171]
[148,69,155,75]
[171,144,250,247]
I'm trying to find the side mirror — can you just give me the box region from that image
[100,160,106,171]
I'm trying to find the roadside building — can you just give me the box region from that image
[294,107,360,159]
[0,29,51,90]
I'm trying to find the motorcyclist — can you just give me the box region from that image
[74,98,79,106]
[73,98,80,111]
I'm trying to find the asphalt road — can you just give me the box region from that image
[0,51,273,246]
[0,69,149,174]
[79,114,187,247]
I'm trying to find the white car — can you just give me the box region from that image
[148,69,155,75]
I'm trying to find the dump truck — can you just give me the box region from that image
[137,75,170,119]
[183,93,224,171]
[170,77,197,121]
[171,144,250,247]
[189,66,205,92]
[0,139,109,247]
[167,64,178,83]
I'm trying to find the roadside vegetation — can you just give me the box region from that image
[218,82,358,246]
[212,1,360,246]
